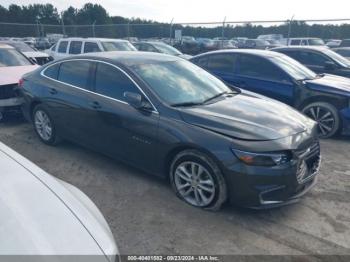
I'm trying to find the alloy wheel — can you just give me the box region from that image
[34,110,53,141]
[303,105,335,137]
[174,161,216,207]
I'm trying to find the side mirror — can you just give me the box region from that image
[123,92,153,111]
[324,61,336,70]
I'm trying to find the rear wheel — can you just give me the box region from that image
[32,105,60,145]
[170,150,227,211]
[302,102,341,138]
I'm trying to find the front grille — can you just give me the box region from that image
[295,141,321,184]
[0,84,17,99]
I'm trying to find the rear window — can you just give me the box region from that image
[58,60,92,89]
[84,42,100,53]
[101,41,136,51]
[0,48,31,67]
[58,41,68,53]
[43,63,60,79]
[69,41,82,54]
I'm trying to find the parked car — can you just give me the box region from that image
[273,46,350,78]
[213,40,237,50]
[20,52,319,210]
[46,38,137,60]
[0,44,38,120]
[191,49,350,138]
[1,41,53,65]
[326,39,341,48]
[196,38,217,52]
[287,38,326,47]
[133,41,192,59]
[257,34,284,41]
[0,142,118,259]
[35,37,51,50]
[242,39,275,49]
[333,47,350,60]
[174,36,199,55]
[338,39,350,48]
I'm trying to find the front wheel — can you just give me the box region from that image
[302,102,341,138]
[170,150,227,211]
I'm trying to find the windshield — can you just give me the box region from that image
[101,41,137,51]
[270,54,317,81]
[152,43,182,56]
[322,48,350,67]
[132,60,232,105]
[308,39,325,46]
[9,42,35,52]
[0,48,31,67]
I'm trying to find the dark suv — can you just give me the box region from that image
[272,46,350,78]
[191,49,350,138]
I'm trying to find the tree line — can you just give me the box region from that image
[1,3,350,39]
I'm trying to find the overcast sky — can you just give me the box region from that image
[2,0,350,23]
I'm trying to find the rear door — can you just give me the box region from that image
[90,62,159,171]
[235,54,295,105]
[42,60,96,144]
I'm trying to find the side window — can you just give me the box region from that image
[84,42,101,53]
[301,39,308,46]
[58,60,92,90]
[207,54,236,73]
[58,41,68,53]
[299,51,330,66]
[95,63,139,101]
[193,56,208,67]
[43,63,60,79]
[69,41,82,54]
[139,44,158,52]
[238,55,284,81]
[290,40,301,45]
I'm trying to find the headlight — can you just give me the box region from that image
[232,149,291,167]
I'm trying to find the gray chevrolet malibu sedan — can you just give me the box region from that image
[0,142,118,261]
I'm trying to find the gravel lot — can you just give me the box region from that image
[1,118,350,257]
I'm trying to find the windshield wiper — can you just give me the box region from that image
[202,91,236,104]
[171,101,203,107]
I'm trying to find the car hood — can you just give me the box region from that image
[179,92,315,141]
[0,142,117,260]
[22,51,49,58]
[0,65,39,86]
[305,74,350,96]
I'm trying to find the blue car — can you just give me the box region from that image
[191,49,350,138]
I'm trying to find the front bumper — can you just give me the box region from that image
[223,141,321,209]
[0,97,24,108]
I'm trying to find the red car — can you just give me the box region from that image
[0,43,39,120]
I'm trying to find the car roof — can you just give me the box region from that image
[272,46,329,52]
[59,37,129,42]
[61,51,180,67]
[289,37,322,40]
[192,49,283,59]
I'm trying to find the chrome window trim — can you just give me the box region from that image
[40,58,159,114]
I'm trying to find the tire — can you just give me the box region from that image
[169,149,227,211]
[302,102,341,139]
[32,104,61,145]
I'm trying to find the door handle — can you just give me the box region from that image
[89,101,101,109]
[49,88,57,95]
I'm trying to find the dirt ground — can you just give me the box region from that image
[1,118,350,257]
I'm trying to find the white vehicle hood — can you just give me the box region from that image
[0,142,117,260]
[22,51,50,58]
[0,65,39,86]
